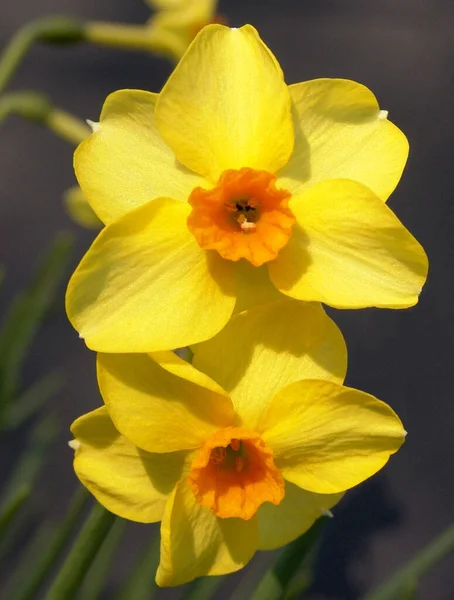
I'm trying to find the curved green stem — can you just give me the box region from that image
[0,16,85,95]
[0,90,90,144]
[85,21,184,61]
[44,503,116,600]
[363,523,454,600]
[46,108,90,145]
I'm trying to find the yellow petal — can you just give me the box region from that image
[97,352,234,453]
[192,300,346,429]
[277,79,408,201]
[147,0,187,9]
[66,198,236,352]
[234,261,284,314]
[257,481,343,550]
[70,407,186,522]
[156,479,258,586]
[155,24,294,182]
[259,380,406,494]
[74,90,206,224]
[269,179,428,308]
[64,186,102,230]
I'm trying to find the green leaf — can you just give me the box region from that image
[44,503,116,600]
[363,523,454,600]
[7,371,64,430]
[4,487,89,600]
[0,233,73,427]
[78,517,127,600]
[1,414,58,507]
[248,517,328,600]
[184,575,226,600]
[0,17,84,95]
[0,483,30,539]
[114,532,160,600]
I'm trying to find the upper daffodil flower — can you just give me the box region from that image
[146,0,220,60]
[86,0,219,63]
[67,24,428,353]
[69,300,405,586]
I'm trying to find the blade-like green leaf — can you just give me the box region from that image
[248,517,328,600]
[0,483,30,538]
[44,503,116,600]
[1,414,58,507]
[0,233,73,427]
[7,370,64,430]
[363,523,454,600]
[78,517,126,600]
[4,487,89,600]
[114,532,160,600]
[184,575,226,600]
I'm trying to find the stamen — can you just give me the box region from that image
[230,439,241,451]
[210,447,226,464]
[235,456,245,472]
[187,167,294,266]
[188,427,285,520]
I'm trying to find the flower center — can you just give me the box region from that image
[187,168,295,267]
[188,427,285,520]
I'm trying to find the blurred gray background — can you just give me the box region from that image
[0,0,453,598]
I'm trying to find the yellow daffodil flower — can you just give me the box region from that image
[67,24,428,353]
[86,0,219,62]
[64,186,102,230]
[146,0,220,60]
[69,300,405,586]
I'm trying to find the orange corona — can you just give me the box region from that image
[187,168,295,267]
[188,427,285,520]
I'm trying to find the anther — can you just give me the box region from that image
[230,439,241,451]
[235,456,245,472]
[237,214,256,231]
[211,447,226,464]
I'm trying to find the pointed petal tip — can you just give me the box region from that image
[86,119,101,132]
[68,439,80,451]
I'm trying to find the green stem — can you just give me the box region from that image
[0,91,89,144]
[46,108,90,144]
[44,503,116,600]
[85,21,183,60]
[0,16,85,94]
[0,91,51,123]
[184,576,226,600]
[249,518,327,600]
[0,415,59,501]
[79,517,126,600]
[363,523,454,600]
[115,533,160,600]
[5,487,89,600]
[0,483,30,538]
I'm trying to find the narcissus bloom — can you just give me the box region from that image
[87,0,219,62]
[70,301,405,586]
[67,24,428,353]
[64,186,102,230]
[146,0,220,60]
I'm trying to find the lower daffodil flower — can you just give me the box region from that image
[67,24,428,353]
[69,301,405,586]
